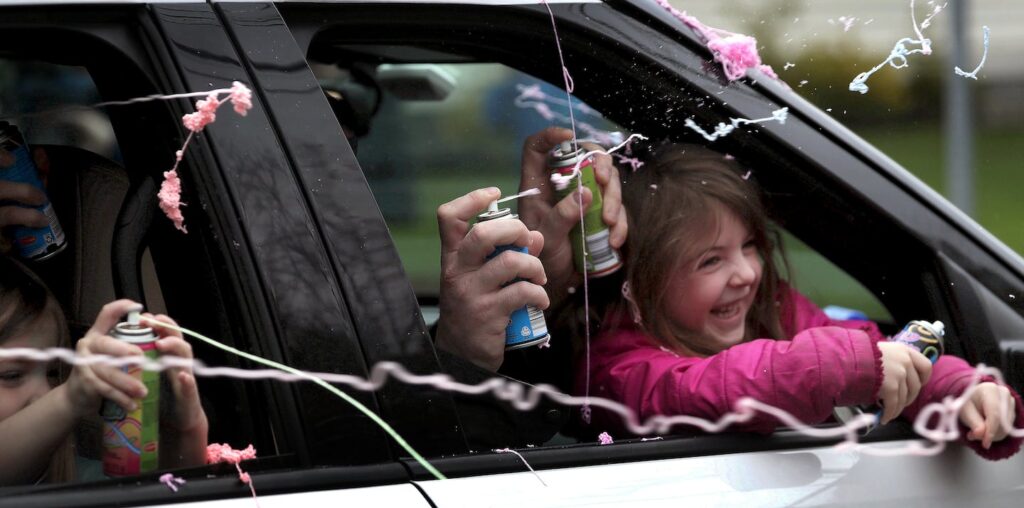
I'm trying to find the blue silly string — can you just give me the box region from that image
[954,26,991,80]
[849,0,946,94]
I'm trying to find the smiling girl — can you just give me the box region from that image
[575,144,1022,459]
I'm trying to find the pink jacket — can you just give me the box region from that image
[579,285,1023,460]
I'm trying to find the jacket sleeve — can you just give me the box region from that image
[594,326,882,434]
[903,355,1024,460]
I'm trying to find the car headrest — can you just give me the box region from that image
[33,144,130,336]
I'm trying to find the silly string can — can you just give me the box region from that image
[889,320,945,363]
[100,308,160,477]
[548,141,622,277]
[0,122,66,261]
[476,203,551,350]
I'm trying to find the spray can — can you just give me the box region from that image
[476,202,551,350]
[889,320,945,363]
[0,122,67,261]
[548,141,622,277]
[100,306,160,476]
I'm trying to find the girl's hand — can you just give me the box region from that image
[960,382,1016,449]
[877,342,933,424]
[64,300,148,418]
[147,314,207,435]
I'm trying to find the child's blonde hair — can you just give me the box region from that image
[612,144,790,355]
[0,255,76,483]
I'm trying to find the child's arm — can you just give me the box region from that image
[590,325,887,434]
[903,355,1023,460]
[0,300,147,485]
[146,314,209,469]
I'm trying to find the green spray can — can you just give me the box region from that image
[549,141,622,277]
[100,305,160,476]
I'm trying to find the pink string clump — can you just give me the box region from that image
[598,432,614,445]
[207,442,258,466]
[207,443,260,505]
[162,81,255,233]
[653,0,777,82]
[158,170,187,233]
[182,92,220,133]
[707,35,761,82]
[229,81,253,117]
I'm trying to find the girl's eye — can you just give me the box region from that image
[699,256,721,269]
[743,239,757,250]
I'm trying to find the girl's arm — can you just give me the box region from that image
[0,384,80,485]
[903,355,1023,460]
[590,324,882,434]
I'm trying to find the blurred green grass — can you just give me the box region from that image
[857,126,1024,257]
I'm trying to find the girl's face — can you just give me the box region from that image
[0,315,60,423]
[663,207,763,353]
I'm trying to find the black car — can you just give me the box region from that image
[1,1,1023,506]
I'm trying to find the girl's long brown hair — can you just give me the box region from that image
[561,144,791,357]
[0,255,77,484]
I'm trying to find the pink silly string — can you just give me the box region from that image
[653,0,777,82]
[207,443,259,505]
[598,432,614,445]
[161,81,253,233]
[159,473,186,492]
[540,0,594,424]
[495,448,548,487]
[4,347,1022,458]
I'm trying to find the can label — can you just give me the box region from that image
[552,153,622,277]
[890,320,944,363]
[0,129,66,261]
[488,243,550,349]
[101,341,160,477]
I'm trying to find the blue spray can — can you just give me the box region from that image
[476,201,550,350]
[0,122,66,261]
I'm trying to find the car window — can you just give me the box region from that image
[0,32,282,494]
[311,60,891,327]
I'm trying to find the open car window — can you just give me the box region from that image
[290,0,907,453]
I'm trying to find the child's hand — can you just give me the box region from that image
[959,382,1016,450]
[64,300,149,417]
[147,314,207,435]
[877,341,933,424]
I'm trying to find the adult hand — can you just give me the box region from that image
[434,187,549,371]
[63,300,149,417]
[960,381,1017,449]
[0,147,48,229]
[517,127,627,306]
[876,342,933,424]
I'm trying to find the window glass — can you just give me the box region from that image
[0,55,275,490]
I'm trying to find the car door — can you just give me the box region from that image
[275,1,1024,506]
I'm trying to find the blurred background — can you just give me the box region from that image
[679,0,1024,255]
